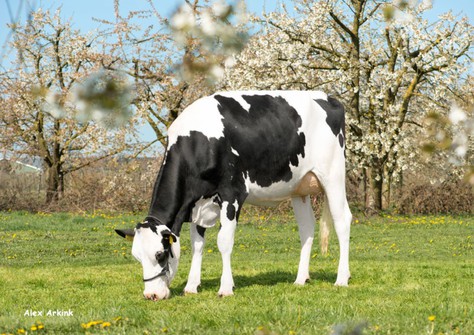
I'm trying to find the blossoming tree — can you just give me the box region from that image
[0,9,137,204]
[225,0,473,210]
[107,0,247,148]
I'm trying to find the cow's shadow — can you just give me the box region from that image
[173,270,336,295]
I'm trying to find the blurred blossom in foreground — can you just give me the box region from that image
[449,105,468,125]
[424,104,474,185]
[384,0,433,24]
[73,71,134,128]
[169,0,247,82]
[42,89,66,119]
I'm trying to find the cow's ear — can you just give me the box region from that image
[115,228,135,241]
[161,230,177,243]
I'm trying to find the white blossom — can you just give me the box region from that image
[212,0,230,17]
[449,105,467,125]
[43,90,65,118]
[170,3,196,31]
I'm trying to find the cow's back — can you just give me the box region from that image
[164,90,345,206]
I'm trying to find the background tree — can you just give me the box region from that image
[225,0,473,210]
[107,0,247,148]
[0,8,137,204]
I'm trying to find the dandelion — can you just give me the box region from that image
[101,322,111,329]
[428,315,436,322]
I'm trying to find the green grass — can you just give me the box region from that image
[0,210,473,334]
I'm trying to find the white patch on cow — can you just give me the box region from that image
[167,96,224,148]
[214,91,252,111]
[184,223,206,294]
[132,224,180,300]
[243,162,311,206]
[217,201,237,296]
[191,195,220,228]
[232,95,251,111]
[231,147,239,156]
[292,196,315,285]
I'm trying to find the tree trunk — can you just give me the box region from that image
[370,166,384,211]
[363,168,373,209]
[383,167,392,209]
[46,162,60,204]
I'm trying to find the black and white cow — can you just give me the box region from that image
[116,91,352,300]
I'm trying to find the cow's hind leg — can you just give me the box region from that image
[325,186,352,286]
[291,195,315,285]
[184,223,206,294]
[217,200,239,297]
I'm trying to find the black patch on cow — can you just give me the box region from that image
[196,226,206,238]
[147,132,223,236]
[136,221,158,234]
[146,94,307,236]
[315,97,345,148]
[214,94,306,187]
[160,231,174,259]
[225,202,236,221]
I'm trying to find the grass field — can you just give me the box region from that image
[0,210,472,335]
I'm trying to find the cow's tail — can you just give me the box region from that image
[320,195,331,255]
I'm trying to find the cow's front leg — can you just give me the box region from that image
[217,201,238,297]
[184,224,206,294]
[291,196,315,285]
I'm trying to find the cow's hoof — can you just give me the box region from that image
[294,277,310,285]
[218,290,234,298]
[334,278,350,287]
[335,273,351,286]
[184,285,199,295]
[184,290,198,295]
[334,282,349,287]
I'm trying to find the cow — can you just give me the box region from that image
[116,91,352,301]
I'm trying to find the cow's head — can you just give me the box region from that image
[115,221,180,301]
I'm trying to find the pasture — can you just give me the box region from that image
[0,210,472,334]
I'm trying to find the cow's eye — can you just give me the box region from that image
[155,251,167,264]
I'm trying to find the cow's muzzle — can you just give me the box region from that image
[143,287,171,301]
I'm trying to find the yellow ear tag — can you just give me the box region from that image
[169,236,174,245]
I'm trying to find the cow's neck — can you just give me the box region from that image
[146,166,188,236]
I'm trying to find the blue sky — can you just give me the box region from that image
[1,0,473,144]
[1,0,473,42]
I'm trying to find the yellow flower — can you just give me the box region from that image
[101,322,111,328]
[31,325,38,331]
[428,315,436,322]
[17,329,26,334]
